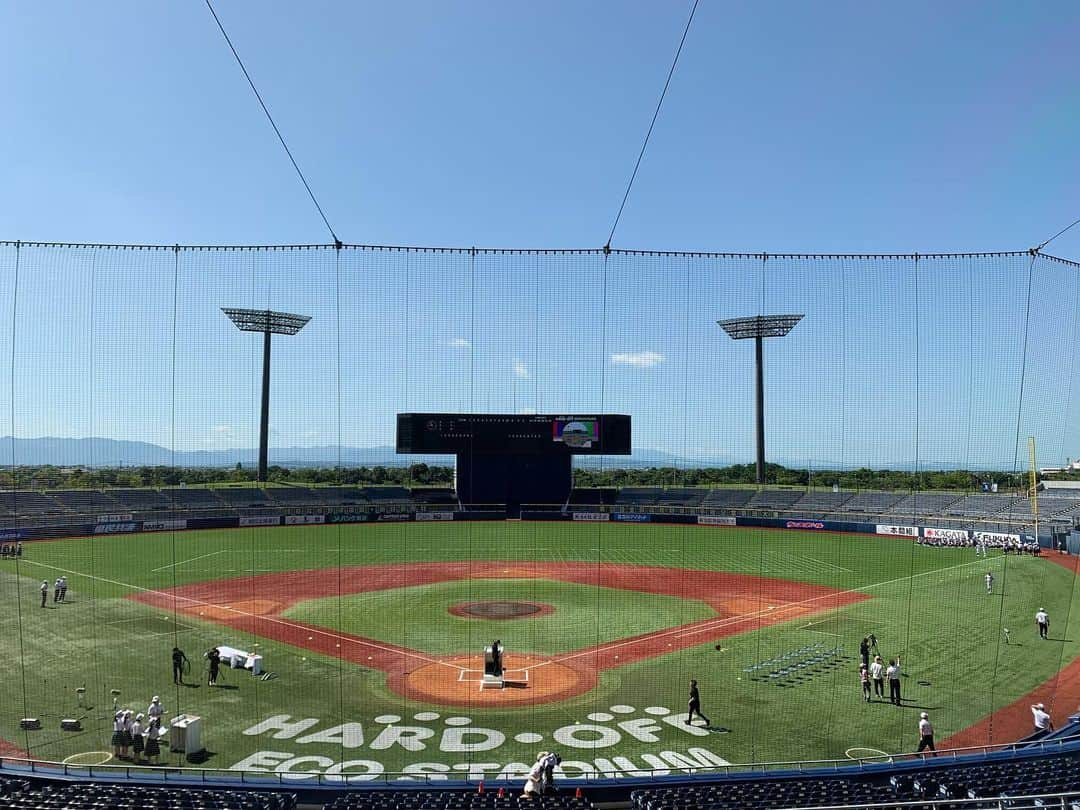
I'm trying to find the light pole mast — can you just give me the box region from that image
[223,308,311,482]
[718,314,804,485]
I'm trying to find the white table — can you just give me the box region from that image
[169,715,202,755]
[216,645,263,675]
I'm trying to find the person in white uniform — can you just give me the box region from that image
[1036,608,1050,640]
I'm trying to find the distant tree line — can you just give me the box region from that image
[0,461,1039,493]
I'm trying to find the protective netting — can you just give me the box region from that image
[1,242,1080,780]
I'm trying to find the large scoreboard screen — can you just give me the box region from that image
[397,413,631,455]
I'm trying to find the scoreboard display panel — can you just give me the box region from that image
[397,413,631,455]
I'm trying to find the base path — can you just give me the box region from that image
[132,561,866,707]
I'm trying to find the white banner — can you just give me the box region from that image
[143,519,187,531]
[572,512,610,522]
[698,515,737,526]
[98,513,133,523]
[973,531,1020,544]
[284,515,325,525]
[240,516,281,527]
[876,524,919,538]
[924,527,969,542]
[415,512,455,522]
[94,522,137,534]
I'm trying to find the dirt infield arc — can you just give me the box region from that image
[132,561,867,707]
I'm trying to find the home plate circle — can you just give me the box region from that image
[393,654,595,707]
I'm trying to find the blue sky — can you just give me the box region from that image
[1,1,1079,469]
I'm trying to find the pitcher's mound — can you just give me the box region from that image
[448,601,554,620]
[394,654,593,707]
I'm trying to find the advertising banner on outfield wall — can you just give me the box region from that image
[284,515,325,525]
[785,520,826,530]
[612,513,651,523]
[143,520,187,532]
[376,513,413,522]
[698,515,737,526]
[415,512,455,521]
[924,527,969,542]
[240,516,282,527]
[326,512,374,524]
[876,525,919,538]
[97,513,133,524]
[0,530,24,541]
[973,531,1020,544]
[572,512,610,522]
[94,522,138,534]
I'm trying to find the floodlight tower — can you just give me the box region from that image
[222,308,311,482]
[718,314,804,485]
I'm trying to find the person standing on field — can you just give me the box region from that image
[870,655,885,700]
[39,580,48,608]
[686,679,711,727]
[859,665,871,703]
[1036,608,1050,640]
[917,712,936,754]
[887,657,902,705]
[985,572,994,594]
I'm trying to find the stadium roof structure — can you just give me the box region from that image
[221,307,311,335]
[717,314,804,340]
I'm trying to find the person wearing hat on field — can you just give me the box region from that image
[917,712,936,754]
[39,580,48,608]
[1036,608,1050,640]
[146,695,164,724]
[1032,703,1053,737]
[130,713,145,763]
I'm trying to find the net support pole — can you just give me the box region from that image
[259,330,272,483]
[755,334,765,486]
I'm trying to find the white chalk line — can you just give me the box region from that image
[18,559,464,673]
[150,549,227,572]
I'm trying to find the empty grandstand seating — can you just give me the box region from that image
[747,489,804,510]
[0,491,66,515]
[265,486,320,505]
[836,491,905,514]
[50,489,125,513]
[629,748,1080,809]
[215,487,271,507]
[109,488,174,511]
[0,777,295,810]
[792,490,854,511]
[327,791,590,810]
[944,495,1022,517]
[616,487,668,505]
[701,489,754,509]
[362,487,413,503]
[887,492,963,516]
[413,488,458,506]
[319,487,369,505]
[164,489,227,510]
[568,488,616,506]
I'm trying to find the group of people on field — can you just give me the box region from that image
[111,697,166,764]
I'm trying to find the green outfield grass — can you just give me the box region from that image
[0,522,1078,780]
[282,578,716,656]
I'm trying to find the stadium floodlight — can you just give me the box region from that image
[718,314,804,485]
[223,308,312,482]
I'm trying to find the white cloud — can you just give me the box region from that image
[610,350,665,368]
[447,337,471,349]
[513,358,530,379]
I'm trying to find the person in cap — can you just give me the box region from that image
[917,712,935,754]
[1032,703,1053,736]
[1036,608,1050,640]
[111,710,126,758]
[39,580,48,608]
[130,713,145,763]
[146,695,164,723]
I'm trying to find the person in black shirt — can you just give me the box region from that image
[172,647,189,684]
[686,679,711,728]
[206,647,221,687]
